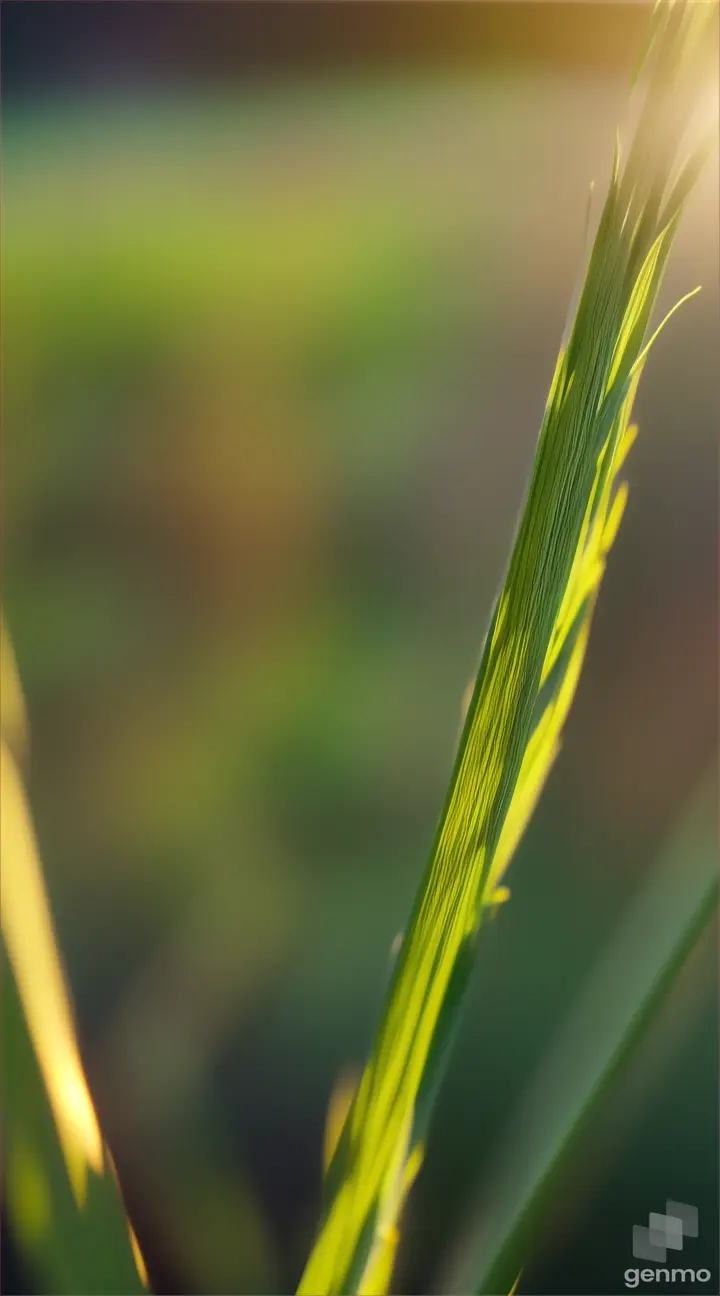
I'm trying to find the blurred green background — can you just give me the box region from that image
[2,4,717,1294]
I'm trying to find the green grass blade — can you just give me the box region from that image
[1,617,149,1294]
[2,950,149,1295]
[437,769,718,1296]
[297,6,716,1293]
[1,613,29,763]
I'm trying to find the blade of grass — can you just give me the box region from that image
[437,768,718,1295]
[297,6,717,1293]
[1,617,148,1294]
[1,612,29,761]
[2,949,150,1295]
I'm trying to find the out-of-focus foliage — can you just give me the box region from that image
[444,767,718,1295]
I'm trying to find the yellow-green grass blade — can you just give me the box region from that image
[2,951,149,1295]
[438,769,717,1296]
[1,613,29,763]
[1,618,148,1294]
[297,6,716,1293]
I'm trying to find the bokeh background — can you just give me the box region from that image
[2,4,718,1294]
